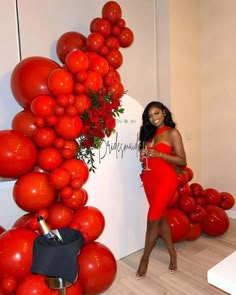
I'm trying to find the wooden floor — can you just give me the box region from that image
[103,218,236,295]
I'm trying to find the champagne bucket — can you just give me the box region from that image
[31,228,84,293]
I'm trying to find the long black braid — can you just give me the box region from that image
[139,101,176,150]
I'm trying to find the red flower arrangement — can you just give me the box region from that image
[77,89,124,172]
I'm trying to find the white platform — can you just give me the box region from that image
[207,251,236,295]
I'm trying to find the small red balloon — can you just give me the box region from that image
[47,202,74,229]
[219,191,235,210]
[11,110,37,138]
[48,68,74,96]
[54,114,83,140]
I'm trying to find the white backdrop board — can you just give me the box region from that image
[85,95,147,260]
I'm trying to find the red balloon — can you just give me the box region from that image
[11,110,37,138]
[183,166,194,182]
[0,130,37,179]
[47,202,74,229]
[106,80,124,99]
[37,147,62,171]
[105,36,120,50]
[0,276,17,295]
[10,56,60,109]
[65,50,89,74]
[13,172,57,212]
[56,31,87,64]
[49,167,71,190]
[72,206,105,243]
[54,114,83,140]
[15,274,51,295]
[102,1,122,24]
[0,225,6,235]
[74,94,92,115]
[167,191,179,208]
[62,188,88,210]
[202,205,229,236]
[86,32,105,52]
[78,242,117,294]
[89,56,109,77]
[93,18,111,37]
[186,223,202,241]
[219,192,235,210]
[178,183,192,197]
[30,95,56,117]
[84,71,103,93]
[190,182,203,197]
[12,212,36,229]
[106,49,123,69]
[61,158,89,186]
[166,208,190,243]
[32,126,57,148]
[189,205,207,223]
[179,195,196,213]
[0,228,37,282]
[203,188,221,206]
[47,68,74,96]
[177,171,188,187]
[118,27,134,48]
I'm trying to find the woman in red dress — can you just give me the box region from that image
[136,101,186,279]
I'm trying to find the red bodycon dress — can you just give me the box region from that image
[142,127,178,220]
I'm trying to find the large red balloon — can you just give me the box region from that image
[202,205,229,236]
[13,172,57,212]
[72,206,105,243]
[78,242,117,295]
[56,31,87,64]
[10,56,60,109]
[166,208,190,243]
[0,228,37,282]
[11,109,37,138]
[15,274,51,295]
[0,130,37,179]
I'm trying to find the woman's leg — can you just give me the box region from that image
[136,219,159,277]
[159,216,177,272]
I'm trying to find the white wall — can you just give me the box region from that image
[202,0,236,214]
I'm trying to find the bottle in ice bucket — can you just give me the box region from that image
[37,216,63,243]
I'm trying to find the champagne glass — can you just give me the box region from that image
[143,142,151,171]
